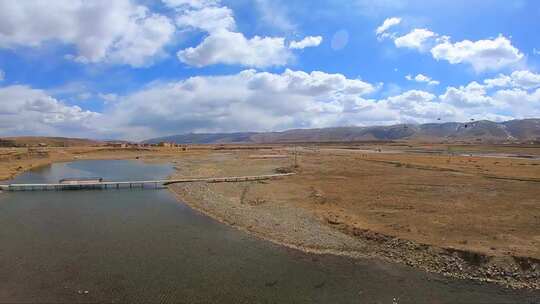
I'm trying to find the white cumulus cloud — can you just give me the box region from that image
[431,35,523,72]
[4,70,540,140]
[289,36,323,49]
[0,0,176,67]
[484,70,540,90]
[439,82,498,108]
[175,5,235,32]
[377,18,524,72]
[172,0,321,67]
[381,90,456,122]
[376,17,401,38]
[101,69,379,139]
[0,85,100,137]
[394,28,437,51]
[405,74,440,85]
[177,29,291,68]
[493,88,540,116]
[97,68,540,140]
[163,0,219,9]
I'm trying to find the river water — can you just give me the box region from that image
[0,160,538,303]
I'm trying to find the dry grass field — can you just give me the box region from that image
[167,143,540,288]
[293,149,540,258]
[166,144,540,256]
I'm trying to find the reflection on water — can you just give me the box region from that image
[0,160,537,303]
[10,159,174,184]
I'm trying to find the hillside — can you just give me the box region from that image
[143,132,257,144]
[144,119,540,144]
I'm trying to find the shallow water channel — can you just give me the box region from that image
[0,160,538,303]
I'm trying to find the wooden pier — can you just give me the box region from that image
[0,173,295,192]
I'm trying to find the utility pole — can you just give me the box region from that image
[294,145,298,168]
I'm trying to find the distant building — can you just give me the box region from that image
[158,142,173,147]
[107,143,127,148]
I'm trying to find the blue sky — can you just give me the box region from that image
[0,0,539,140]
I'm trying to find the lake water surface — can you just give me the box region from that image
[0,160,538,303]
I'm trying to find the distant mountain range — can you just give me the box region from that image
[143,119,540,144]
[144,132,258,144]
